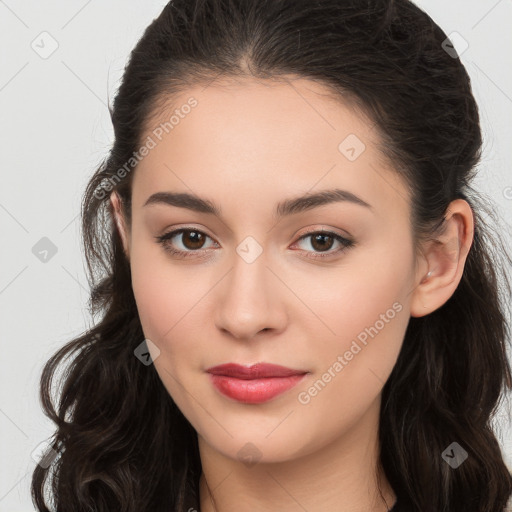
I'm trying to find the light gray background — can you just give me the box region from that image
[1,1,511,510]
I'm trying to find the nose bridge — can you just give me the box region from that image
[214,237,284,338]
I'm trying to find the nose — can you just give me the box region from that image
[214,250,288,340]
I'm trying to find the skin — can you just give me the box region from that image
[110,76,474,511]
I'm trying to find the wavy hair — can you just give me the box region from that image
[31,0,512,510]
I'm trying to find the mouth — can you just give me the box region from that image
[206,362,309,404]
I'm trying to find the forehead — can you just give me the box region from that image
[131,76,410,220]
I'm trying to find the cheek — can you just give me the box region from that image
[299,241,413,388]
[129,238,188,346]
[129,248,209,405]
[293,241,412,337]
[129,239,215,371]
[130,263,173,342]
[294,262,410,442]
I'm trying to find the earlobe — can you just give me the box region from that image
[110,191,130,258]
[410,199,474,318]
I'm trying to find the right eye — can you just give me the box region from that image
[155,228,218,259]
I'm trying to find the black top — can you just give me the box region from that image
[184,467,409,510]
[184,488,405,511]
[389,499,400,511]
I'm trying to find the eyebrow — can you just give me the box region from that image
[143,188,373,218]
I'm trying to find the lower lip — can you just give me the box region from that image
[208,374,308,404]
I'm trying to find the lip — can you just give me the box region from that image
[206,363,309,404]
[205,362,308,379]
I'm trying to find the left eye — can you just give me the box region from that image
[155,228,354,259]
[292,230,354,258]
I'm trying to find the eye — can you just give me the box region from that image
[155,227,355,260]
[155,228,217,259]
[291,229,355,259]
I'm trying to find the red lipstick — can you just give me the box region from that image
[206,363,309,404]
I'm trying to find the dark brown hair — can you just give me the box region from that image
[31,0,512,510]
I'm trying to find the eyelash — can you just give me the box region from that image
[155,227,355,260]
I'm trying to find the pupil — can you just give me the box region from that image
[185,230,204,249]
[312,234,333,252]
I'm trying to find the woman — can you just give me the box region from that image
[31,0,512,510]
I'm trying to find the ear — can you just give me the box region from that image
[410,199,474,317]
[110,191,130,258]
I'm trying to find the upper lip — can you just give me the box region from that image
[206,363,308,379]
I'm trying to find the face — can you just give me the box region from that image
[116,77,422,463]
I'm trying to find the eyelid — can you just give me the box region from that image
[289,227,354,259]
[155,226,219,256]
[157,224,352,242]
[155,224,355,259]
[293,225,352,240]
